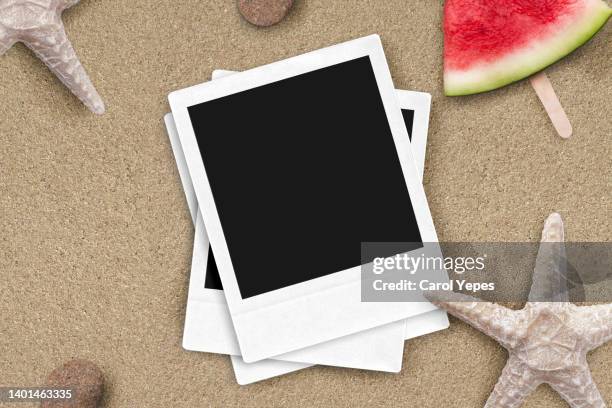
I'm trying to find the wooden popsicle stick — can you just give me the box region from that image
[529,71,572,139]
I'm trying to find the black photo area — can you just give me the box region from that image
[204,107,418,291]
[401,109,415,138]
[192,56,423,298]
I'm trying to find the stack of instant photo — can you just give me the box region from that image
[164,35,450,385]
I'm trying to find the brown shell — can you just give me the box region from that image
[41,359,104,408]
[237,0,294,27]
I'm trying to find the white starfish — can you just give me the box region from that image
[426,213,612,408]
[0,0,104,114]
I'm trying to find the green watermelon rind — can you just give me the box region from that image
[444,2,612,96]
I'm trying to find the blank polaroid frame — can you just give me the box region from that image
[169,35,446,361]
[167,77,446,383]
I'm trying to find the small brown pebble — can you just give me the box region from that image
[41,360,104,408]
[238,0,294,27]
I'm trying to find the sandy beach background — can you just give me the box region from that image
[0,1,610,406]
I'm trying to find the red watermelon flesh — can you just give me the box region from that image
[444,0,611,95]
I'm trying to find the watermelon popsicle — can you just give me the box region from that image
[443,0,611,138]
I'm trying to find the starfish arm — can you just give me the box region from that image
[0,38,15,55]
[572,303,612,350]
[546,366,606,408]
[425,290,523,348]
[484,357,541,408]
[22,19,104,114]
[0,25,16,55]
[529,212,570,302]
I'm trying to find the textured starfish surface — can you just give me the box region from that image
[0,0,104,114]
[427,213,612,408]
